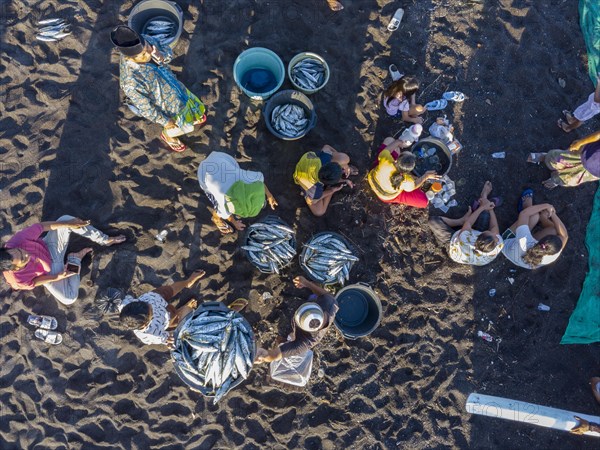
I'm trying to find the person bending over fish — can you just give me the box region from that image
[110,25,206,153]
[198,151,278,234]
[0,216,125,305]
[116,270,248,347]
[293,145,357,217]
[255,276,339,363]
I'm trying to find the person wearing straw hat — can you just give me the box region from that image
[197,151,278,234]
[255,276,339,363]
[110,25,206,153]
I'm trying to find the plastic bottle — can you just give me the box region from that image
[537,303,550,311]
[426,190,435,200]
[488,288,496,297]
[478,331,493,342]
[156,230,168,242]
[398,124,423,146]
[492,152,506,159]
[431,182,443,192]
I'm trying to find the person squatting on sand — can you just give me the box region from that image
[110,25,206,153]
[558,74,600,132]
[255,276,339,363]
[198,151,278,234]
[293,145,357,217]
[382,75,426,124]
[501,190,569,270]
[368,136,439,208]
[428,181,504,266]
[118,270,206,346]
[528,130,600,189]
[0,216,125,305]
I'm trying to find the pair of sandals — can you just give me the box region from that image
[557,110,575,132]
[160,115,208,152]
[425,92,466,111]
[28,314,62,345]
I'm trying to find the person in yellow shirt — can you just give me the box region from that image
[368,137,438,207]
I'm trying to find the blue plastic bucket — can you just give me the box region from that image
[233,48,285,101]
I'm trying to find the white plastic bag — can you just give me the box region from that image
[269,350,314,387]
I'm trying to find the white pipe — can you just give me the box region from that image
[466,392,600,438]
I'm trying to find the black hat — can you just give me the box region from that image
[110,25,145,57]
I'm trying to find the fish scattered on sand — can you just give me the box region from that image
[300,233,358,285]
[172,309,254,404]
[243,217,296,274]
[291,57,327,91]
[270,103,309,138]
[35,19,71,42]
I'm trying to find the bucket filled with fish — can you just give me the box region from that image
[128,0,183,48]
[243,216,296,274]
[264,90,317,140]
[233,48,286,101]
[171,302,256,403]
[288,52,330,94]
[299,232,358,286]
[334,283,383,340]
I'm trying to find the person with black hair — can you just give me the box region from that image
[501,191,569,269]
[110,25,206,153]
[293,145,357,217]
[118,270,206,346]
[383,75,426,124]
[428,181,504,266]
[1,216,125,305]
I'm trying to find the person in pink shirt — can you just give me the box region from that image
[1,215,125,305]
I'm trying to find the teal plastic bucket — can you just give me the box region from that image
[233,48,285,101]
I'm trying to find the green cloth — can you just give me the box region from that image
[579,0,600,85]
[225,181,265,218]
[561,186,600,344]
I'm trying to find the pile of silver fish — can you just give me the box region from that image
[270,104,309,139]
[242,218,296,274]
[142,17,177,45]
[291,57,327,91]
[172,309,254,403]
[36,18,71,42]
[300,234,358,285]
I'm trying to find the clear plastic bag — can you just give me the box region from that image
[269,350,314,387]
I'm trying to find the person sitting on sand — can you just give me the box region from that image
[368,137,438,208]
[293,145,357,217]
[110,25,206,153]
[501,190,568,270]
[0,216,125,305]
[527,130,600,189]
[255,276,339,363]
[428,181,504,266]
[383,76,426,124]
[117,270,205,346]
[558,74,600,132]
[198,151,278,234]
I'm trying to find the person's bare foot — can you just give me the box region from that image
[479,180,492,200]
[105,235,126,246]
[327,0,344,11]
[562,110,576,124]
[521,194,533,209]
[185,298,198,309]
[557,119,571,133]
[69,247,92,260]
[187,270,206,288]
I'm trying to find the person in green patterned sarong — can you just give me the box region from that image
[110,25,206,153]
[527,130,600,189]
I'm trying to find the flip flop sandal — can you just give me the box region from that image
[27,314,57,330]
[193,114,207,126]
[424,99,448,111]
[518,188,534,212]
[387,8,404,31]
[228,298,248,312]
[389,64,404,81]
[562,110,575,122]
[527,152,547,164]
[442,91,465,102]
[34,328,63,345]
[160,132,189,152]
[185,298,198,309]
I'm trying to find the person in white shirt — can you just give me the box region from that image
[501,191,568,269]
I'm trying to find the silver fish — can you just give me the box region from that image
[38,18,64,25]
[36,35,58,42]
